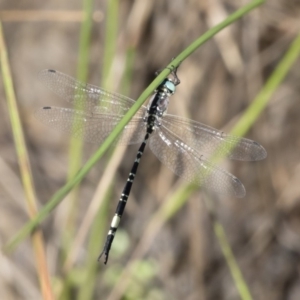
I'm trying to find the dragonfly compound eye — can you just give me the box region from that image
[165,80,176,94]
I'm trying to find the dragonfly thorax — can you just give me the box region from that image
[144,79,177,131]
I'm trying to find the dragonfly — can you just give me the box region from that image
[35,67,267,264]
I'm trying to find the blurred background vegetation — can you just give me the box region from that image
[1,0,300,299]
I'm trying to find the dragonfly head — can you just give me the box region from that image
[163,79,176,95]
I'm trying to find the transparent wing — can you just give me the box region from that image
[35,106,146,145]
[39,69,147,115]
[149,126,246,198]
[162,114,267,161]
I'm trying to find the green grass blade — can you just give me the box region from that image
[102,0,119,90]
[61,0,95,257]
[231,33,300,136]
[214,216,252,299]
[76,0,95,82]
[0,20,55,300]
[60,0,95,297]
[68,0,95,182]
[77,1,120,298]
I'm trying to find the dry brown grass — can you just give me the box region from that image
[1,1,300,299]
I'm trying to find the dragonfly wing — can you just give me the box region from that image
[39,69,147,116]
[162,114,266,161]
[35,106,146,145]
[149,126,246,198]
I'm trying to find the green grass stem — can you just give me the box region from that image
[77,2,120,297]
[0,20,54,300]
[60,0,95,297]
